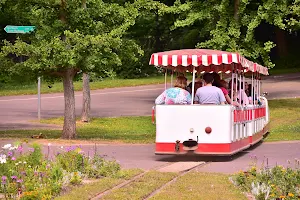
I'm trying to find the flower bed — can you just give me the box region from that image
[0,142,122,200]
[231,157,300,200]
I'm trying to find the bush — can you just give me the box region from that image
[0,143,121,199]
[231,157,300,200]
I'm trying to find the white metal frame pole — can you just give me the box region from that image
[231,65,234,102]
[38,77,41,121]
[191,67,196,105]
[170,71,173,87]
[164,69,167,90]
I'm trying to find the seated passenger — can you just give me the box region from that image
[212,72,239,106]
[194,73,226,105]
[155,76,192,105]
[229,79,249,106]
[186,78,203,96]
[247,84,262,105]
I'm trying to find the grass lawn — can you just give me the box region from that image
[0,117,156,143]
[101,171,177,200]
[0,98,300,143]
[150,172,246,200]
[55,170,245,200]
[55,169,143,200]
[266,98,300,141]
[268,67,300,75]
[0,76,166,96]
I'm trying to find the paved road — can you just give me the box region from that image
[0,139,299,173]
[1,73,300,130]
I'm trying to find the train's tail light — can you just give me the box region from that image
[205,127,212,134]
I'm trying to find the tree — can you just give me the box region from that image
[161,0,300,68]
[1,0,138,139]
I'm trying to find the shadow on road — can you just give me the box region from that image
[155,141,263,163]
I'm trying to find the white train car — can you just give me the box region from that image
[150,49,270,155]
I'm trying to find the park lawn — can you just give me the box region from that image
[268,67,300,75]
[55,169,143,200]
[0,116,156,143]
[101,171,177,200]
[56,170,245,200]
[0,98,300,143]
[150,172,246,200]
[0,76,165,96]
[266,98,300,141]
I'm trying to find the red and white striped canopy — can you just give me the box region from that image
[149,49,268,75]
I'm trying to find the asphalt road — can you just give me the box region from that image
[1,73,300,130]
[0,139,299,173]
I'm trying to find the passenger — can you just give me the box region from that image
[155,76,192,105]
[212,72,239,106]
[220,80,229,90]
[194,73,226,105]
[229,79,249,106]
[247,84,262,105]
[186,78,203,96]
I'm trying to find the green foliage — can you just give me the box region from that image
[0,142,123,199]
[232,159,300,200]
[85,155,121,178]
[56,147,88,173]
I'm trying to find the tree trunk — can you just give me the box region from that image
[234,0,239,21]
[62,68,76,139]
[81,73,91,122]
[275,27,288,58]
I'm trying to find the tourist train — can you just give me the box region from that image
[150,49,270,155]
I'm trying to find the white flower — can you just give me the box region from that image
[0,154,7,164]
[23,161,27,164]
[2,144,12,150]
[15,163,18,166]
[9,146,18,151]
[48,143,51,146]
[61,146,64,149]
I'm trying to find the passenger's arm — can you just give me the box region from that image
[155,91,166,105]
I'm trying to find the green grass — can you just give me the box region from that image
[266,98,300,141]
[55,169,143,200]
[0,76,165,96]
[268,67,300,75]
[101,171,177,200]
[150,172,246,200]
[1,98,300,143]
[0,116,156,143]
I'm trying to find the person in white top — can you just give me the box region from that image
[194,73,226,105]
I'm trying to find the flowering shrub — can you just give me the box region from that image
[0,142,121,199]
[231,157,300,200]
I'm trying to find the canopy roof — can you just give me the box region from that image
[149,49,268,75]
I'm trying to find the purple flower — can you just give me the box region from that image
[28,148,34,152]
[11,176,17,180]
[11,157,16,161]
[1,176,7,184]
[7,151,13,157]
[20,171,26,176]
[39,172,46,178]
[16,179,23,183]
[46,164,50,169]
[17,146,23,153]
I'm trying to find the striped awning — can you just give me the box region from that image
[149,49,268,75]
